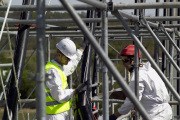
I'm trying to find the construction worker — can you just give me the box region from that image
[45,38,88,120]
[109,44,172,120]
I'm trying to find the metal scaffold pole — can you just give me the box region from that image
[102,0,109,119]
[177,0,180,117]
[1,0,180,120]
[2,0,34,119]
[59,0,150,119]
[36,0,46,119]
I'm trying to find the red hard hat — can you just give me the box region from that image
[119,45,141,58]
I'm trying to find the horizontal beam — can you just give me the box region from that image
[0,16,180,24]
[91,98,124,103]
[0,63,12,67]
[0,2,180,11]
[113,2,180,9]
[25,30,161,34]
[3,24,180,32]
[0,5,94,11]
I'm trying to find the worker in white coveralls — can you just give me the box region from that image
[109,45,172,120]
[45,38,88,120]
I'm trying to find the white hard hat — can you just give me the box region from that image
[56,38,76,59]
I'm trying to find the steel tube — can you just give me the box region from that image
[47,36,51,62]
[27,30,163,34]
[1,17,180,24]
[78,0,107,10]
[141,18,180,73]
[0,2,180,11]
[154,30,160,65]
[59,0,151,119]
[161,27,180,54]
[0,63,12,67]
[0,70,11,100]
[113,2,180,9]
[36,0,46,119]
[4,24,180,31]
[101,1,109,119]
[134,22,140,120]
[91,98,124,103]
[0,5,94,11]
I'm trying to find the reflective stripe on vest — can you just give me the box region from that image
[45,62,72,114]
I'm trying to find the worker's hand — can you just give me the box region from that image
[74,82,87,95]
[131,110,136,117]
[109,114,117,120]
[80,39,89,50]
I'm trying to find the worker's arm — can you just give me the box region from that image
[118,72,145,115]
[62,49,83,76]
[63,38,89,76]
[109,111,122,120]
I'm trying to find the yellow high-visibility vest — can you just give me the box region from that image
[45,61,72,114]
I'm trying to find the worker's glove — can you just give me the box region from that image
[131,110,136,118]
[81,39,89,50]
[109,114,117,120]
[74,82,87,94]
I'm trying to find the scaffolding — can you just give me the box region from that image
[0,0,180,120]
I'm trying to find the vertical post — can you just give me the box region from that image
[134,44,139,120]
[3,0,34,119]
[155,0,160,66]
[96,49,100,117]
[68,75,73,120]
[169,31,175,119]
[47,35,51,62]
[96,12,101,118]
[36,0,46,119]
[177,0,180,116]
[154,30,159,65]
[169,0,176,118]
[102,0,109,119]
[162,0,168,75]
[109,73,114,114]
[134,0,141,119]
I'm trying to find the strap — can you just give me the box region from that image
[46,101,62,106]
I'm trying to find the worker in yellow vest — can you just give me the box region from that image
[45,38,88,120]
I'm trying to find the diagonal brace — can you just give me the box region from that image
[59,0,151,119]
[140,16,180,73]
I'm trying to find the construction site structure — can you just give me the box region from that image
[0,0,180,120]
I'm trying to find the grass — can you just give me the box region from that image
[0,107,36,120]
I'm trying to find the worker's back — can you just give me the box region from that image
[137,62,172,120]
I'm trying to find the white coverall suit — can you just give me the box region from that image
[118,62,172,120]
[46,49,83,120]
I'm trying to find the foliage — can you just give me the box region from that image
[0,108,36,120]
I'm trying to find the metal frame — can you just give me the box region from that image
[0,0,180,120]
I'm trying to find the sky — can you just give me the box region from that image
[5,0,164,16]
